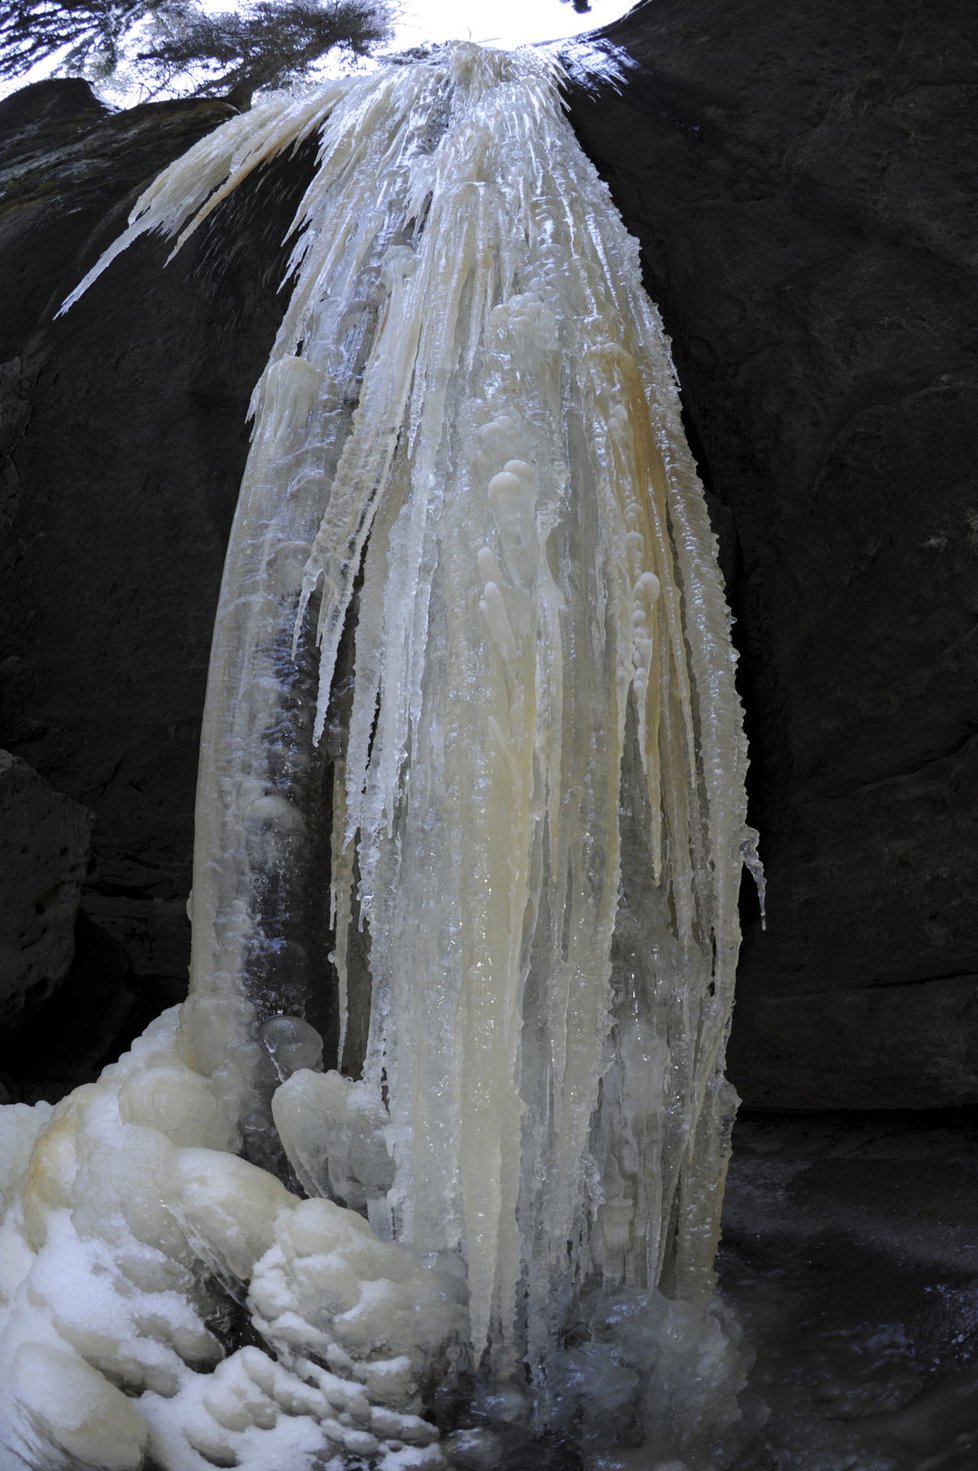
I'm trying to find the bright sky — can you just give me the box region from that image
[0,0,637,103]
[388,0,634,51]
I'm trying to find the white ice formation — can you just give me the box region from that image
[2,43,753,1470]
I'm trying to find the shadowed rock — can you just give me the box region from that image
[569,0,978,1107]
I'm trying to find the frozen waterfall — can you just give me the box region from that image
[0,44,753,1470]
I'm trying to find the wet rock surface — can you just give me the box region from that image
[720,1111,978,1469]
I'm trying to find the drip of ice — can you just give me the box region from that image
[2,43,753,1470]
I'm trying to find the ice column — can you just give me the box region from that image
[57,41,751,1397]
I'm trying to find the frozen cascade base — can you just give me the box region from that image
[0,44,752,1471]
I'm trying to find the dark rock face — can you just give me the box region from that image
[0,80,310,1084]
[570,0,978,1107]
[1,0,975,1107]
[0,750,92,1030]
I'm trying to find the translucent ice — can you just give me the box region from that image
[0,41,754,1469]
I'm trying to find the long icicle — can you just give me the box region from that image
[62,38,751,1406]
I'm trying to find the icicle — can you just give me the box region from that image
[45,40,752,1457]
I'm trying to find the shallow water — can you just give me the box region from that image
[718,1110,978,1471]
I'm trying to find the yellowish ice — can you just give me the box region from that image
[2,44,753,1469]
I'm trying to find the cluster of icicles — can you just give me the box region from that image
[0,43,753,1470]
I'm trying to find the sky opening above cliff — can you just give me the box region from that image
[0,0,638,104]
[388,0,635,51]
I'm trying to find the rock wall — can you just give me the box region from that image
[0,80,310,1094]
[0,750,92,1030]
[0,0,975,1106]
[571,0,978,1107]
